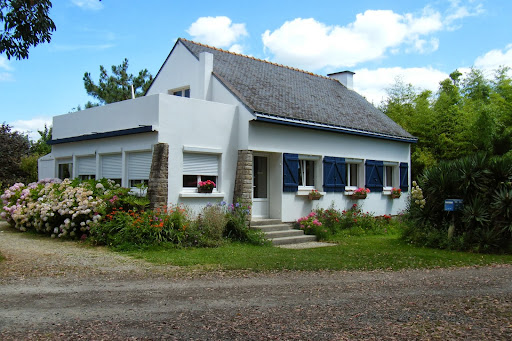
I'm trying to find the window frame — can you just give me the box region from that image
[383,162,399,191]
[182,152,220,193]
[76,155,97,181]
[297,154,322,193]
[169,86,190,98]
[100,153,122,184]
[298,158,315,190]
[344,158,364,191]
[56,158,73,180]
[126,150,152,190]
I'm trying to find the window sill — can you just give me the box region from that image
[296,190,325,197]
[382,187,393,195]
[179,192,225,198]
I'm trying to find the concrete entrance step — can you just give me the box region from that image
[251,219,317,246]
[271,234,317,246]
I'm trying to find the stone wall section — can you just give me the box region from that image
[233,150,253,222]
[148,143,169,210]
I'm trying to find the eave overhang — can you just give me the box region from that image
[254,113,418,143]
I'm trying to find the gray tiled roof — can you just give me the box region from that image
[180,39,414,140]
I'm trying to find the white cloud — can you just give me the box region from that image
[444,0,484,29]
[474,44,512,71]
[0,55,14,81]
[353,67,449,105]
[71,0,103,11]
[9,117,52,142]
[262,2,483,70]
[229,44,244,54]
[187,16,248,48]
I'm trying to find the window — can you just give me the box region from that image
[127,151,152,188]
[183,153,219,190]
[169,87,190,98]
[129,179,148,187]
[383,162,399,189]
[77,155,96,181]
[298,159,315,188]
[57,159,73,179]
[101,154,122,184]
[347,163,358,187]
[384,166,393,187]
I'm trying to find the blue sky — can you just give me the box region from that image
[1,0,512,140]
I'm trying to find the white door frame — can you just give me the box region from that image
[252,153,269,218]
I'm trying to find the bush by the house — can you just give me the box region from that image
[295,203,399,240]
[402,153,512,253]
[87,201,266,248]
[0,178,130,238]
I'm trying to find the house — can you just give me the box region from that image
[39,38,417,222]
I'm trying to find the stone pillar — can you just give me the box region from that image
[147,143,169,211]
[233,150,253,222]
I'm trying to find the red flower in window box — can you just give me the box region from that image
[198,180,216,193]
[391,187,401,199]
[350,187,370,199]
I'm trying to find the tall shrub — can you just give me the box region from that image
[404,153,512,252]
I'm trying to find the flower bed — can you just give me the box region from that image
[1,181,266,248]
[296,204,400,240]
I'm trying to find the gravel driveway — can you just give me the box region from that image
[1,221,512,340]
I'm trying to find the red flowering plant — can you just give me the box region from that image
[308,189,322,200]
[391,187,401,198]
[198,180,216,193]
[351,187,370,199]
[295,211,328,239]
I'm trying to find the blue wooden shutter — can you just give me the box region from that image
[323,156,346,192]
[283,153,299,192]
[400,162,409,192]
[365,160,384,192]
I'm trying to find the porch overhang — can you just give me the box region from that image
[48,125,155,145]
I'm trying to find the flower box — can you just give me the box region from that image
[198,180,216,193]
[350,187,370,199]
[390,187,401,199]
[197,187,214,193]
[308,189,322,200]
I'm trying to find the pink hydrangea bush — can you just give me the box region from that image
[1,178,121,239]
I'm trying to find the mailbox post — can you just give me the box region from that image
[444,199,463,239]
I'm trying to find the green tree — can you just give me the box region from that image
[30,124,52,156]
[0,0,56,60]
[0,123,30,186]
[82,58,153,108]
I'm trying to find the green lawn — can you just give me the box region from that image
[125,234,512,271]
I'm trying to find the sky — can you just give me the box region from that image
[1,0,512,141]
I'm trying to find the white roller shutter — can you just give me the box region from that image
[183,153,218,176]
[101,154,122,179]
[127,151,152,180]
[77,156,96,175]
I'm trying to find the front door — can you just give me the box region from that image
[252,155,269,218]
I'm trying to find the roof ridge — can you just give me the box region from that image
[179,38,334,81]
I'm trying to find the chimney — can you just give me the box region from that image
[197,52,213,100]
[328,70,355,90]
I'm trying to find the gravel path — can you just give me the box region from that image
[1,221,512,340]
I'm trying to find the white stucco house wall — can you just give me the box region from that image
[39,38,417,222]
